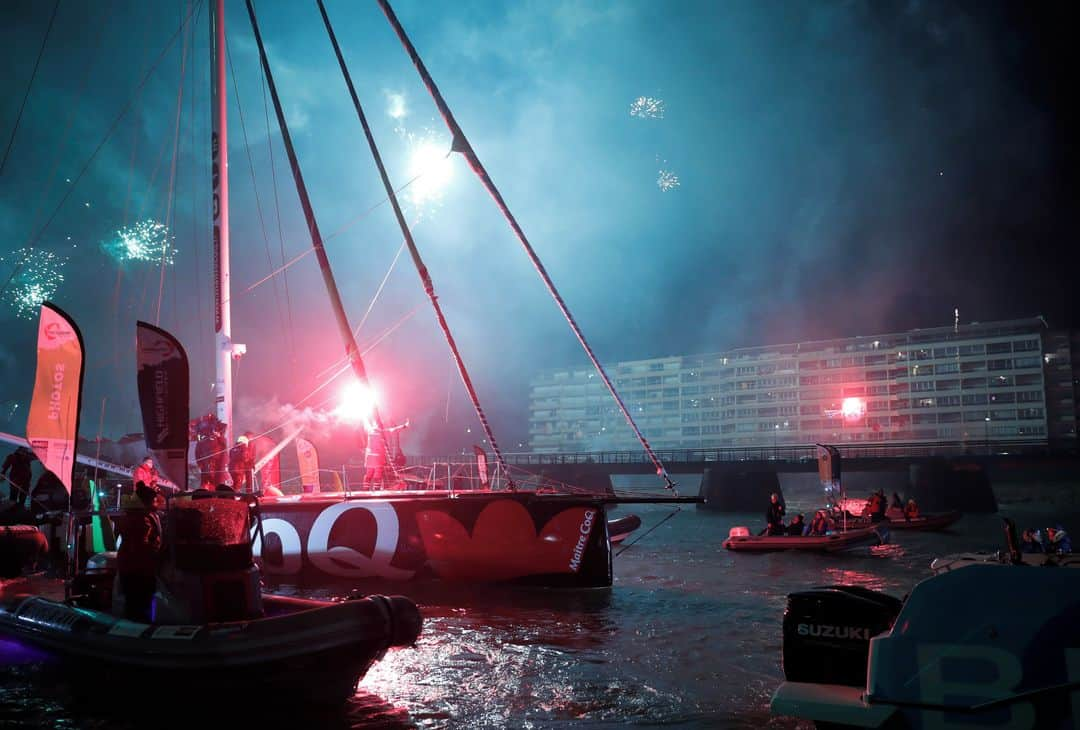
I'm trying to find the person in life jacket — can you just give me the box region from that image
[1046,526,1073,554]
[133,455,159,492]
[1020,528,1045,554]
[867,490,887,523]
[116,482,163,622]
[785,513,806,537]
[807,510,832,536]
[1,447,35,510]
[229,436,255,492]
[903,498,920,521]
[362,418,409,489]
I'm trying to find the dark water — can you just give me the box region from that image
[1,483,1074,729]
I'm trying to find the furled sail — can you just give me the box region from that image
[25,302,85,494]
[296,437,320,493]
[135,321,190,489]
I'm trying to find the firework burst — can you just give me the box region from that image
[630,96,665,119]
[657,169,680,192]
[104,219,177,265]
[0,247,68,319]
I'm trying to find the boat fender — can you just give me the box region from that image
[728,526,750,539]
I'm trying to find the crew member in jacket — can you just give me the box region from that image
[117,482,163,622]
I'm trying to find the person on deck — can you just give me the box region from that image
[807,510,831,536]
[1046,526,1073,554]
[765,493,786,536]
[1020,528,1044,554]
[116,482,163,622]
[1,447,34,509]
[229,436,255,492]
[786,513,806,537]
[362,418,409,489]
[903,499,920,521]
[890,492,904,511]
[194,416,228,488]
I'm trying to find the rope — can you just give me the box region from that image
[0,0,60,176]
[318,0,516,490]
[156,6,191,325]
[225,32,298,393]
[615,506,681,557]
[376,0,675,492]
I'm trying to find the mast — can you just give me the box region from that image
[210,0,241,446]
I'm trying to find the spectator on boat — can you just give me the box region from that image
[1,447,34,509]
[890,492,904,511]
[1020,528,1044,554]
[765,493,786,536]
[786,513,806,537]
[362,418,409,489]
[867,490,887,523]
[807,510,831,536]
[133,455,159,493]
[1046,526,1072,555]
[229,436,255,492]
[117,482,163,622]
[903,499,920,521]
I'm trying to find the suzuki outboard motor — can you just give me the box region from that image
[782,585,902,687]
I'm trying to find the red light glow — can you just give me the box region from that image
[840,397,866,421]
[335,381,379,426]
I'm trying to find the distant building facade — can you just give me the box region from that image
[527,318,1080,452]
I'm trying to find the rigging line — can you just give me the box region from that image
[614,506,681,557]
[0,0,201,302]
[303,305,419,408]
[0,0,61,176]
[259,63,298,379]
[225,31,292,373]
[245,0,400,483]
[237,167,434,299]
[353,238,407,339]
[156,2,192,325]
[318,0,517,490]
[377,0,677,493]
[189,0,208,377]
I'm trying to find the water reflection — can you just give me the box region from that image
[1,504,1074,728]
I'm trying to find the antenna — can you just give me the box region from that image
[954,307,959,334]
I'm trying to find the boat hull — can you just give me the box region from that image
[0,592,420,705]
[255,492,613,588]
[722,526,885,553]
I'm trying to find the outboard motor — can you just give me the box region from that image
[782,585,902,687]
[154,491,264,624]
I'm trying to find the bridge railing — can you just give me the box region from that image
[409,440,1054,467]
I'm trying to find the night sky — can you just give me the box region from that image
[0,0,1076,456]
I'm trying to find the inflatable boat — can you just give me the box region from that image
[608,514,642,545]
[0,491,422,705]
[842,510,962,532]
[931,549,1079,574]
[771,520,1080,728]
[722,525,886,553]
